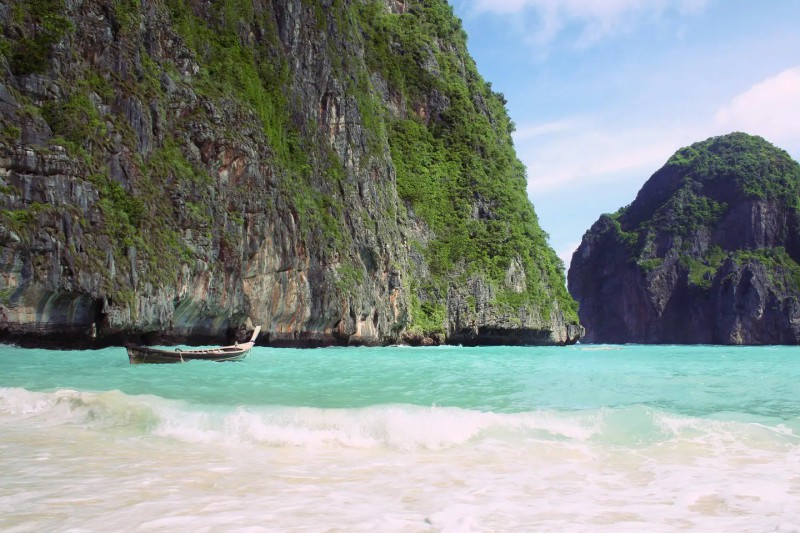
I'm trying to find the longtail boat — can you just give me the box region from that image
[126,326,261,364]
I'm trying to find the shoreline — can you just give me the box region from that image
[0,327,582,351]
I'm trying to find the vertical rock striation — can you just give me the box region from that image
[0,0,580,348]
[569,132,800,344]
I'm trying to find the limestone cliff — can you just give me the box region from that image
[569,133,800,344]
[0,0,580,347]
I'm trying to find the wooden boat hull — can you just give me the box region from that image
[127,326,261,364]
[126,345,252,364]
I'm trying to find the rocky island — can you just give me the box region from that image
[0,0,581,347]
[569,132,800,344]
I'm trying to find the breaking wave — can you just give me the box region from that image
[2,387,798,452]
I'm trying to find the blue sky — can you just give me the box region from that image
[448,0,800,270]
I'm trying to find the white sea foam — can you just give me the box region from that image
[3,387,799,452]
[0,386,162,431]
[2,386,799,531]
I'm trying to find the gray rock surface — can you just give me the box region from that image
[0,0,580,348]
[569,133,800,344]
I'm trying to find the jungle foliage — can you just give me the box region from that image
[1,0,580,335]
[602,133,800,291]
[357,0,577,324]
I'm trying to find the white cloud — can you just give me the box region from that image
[517,120,691,195]
[516,67,800,198]
[470,0,709,46]
[713,66,800,153]
[513,117,586,141]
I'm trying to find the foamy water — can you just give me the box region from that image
[1,344,799,531]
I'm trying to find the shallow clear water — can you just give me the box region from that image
[1,344,799,531]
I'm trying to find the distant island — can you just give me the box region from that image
[0,0,580,348]
[569,132,800,344]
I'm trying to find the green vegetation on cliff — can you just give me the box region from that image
[605,133,800,290]
[666,133,800,207]
[1,0,580,345]
[6,0,73,75]
[357,0,577,325]
[570,132,800,344]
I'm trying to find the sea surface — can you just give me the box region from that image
[1,343,799,532]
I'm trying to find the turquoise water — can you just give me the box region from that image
[1,344,799,531]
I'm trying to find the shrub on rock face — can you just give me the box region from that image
[569,132,800,345]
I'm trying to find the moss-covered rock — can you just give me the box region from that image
[0,0,580,348]
[569,132,800,344]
